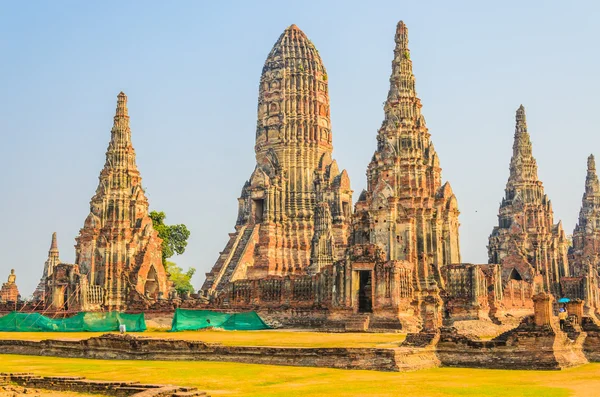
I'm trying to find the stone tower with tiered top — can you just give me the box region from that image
[353,21,461,289]
[488,105,569,295]
[32,232,61,301]
[201,25,352,298]
[570,155,600,275]
[565,154,600,308]
[74,92,168,310]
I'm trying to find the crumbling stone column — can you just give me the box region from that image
[533,292,553,326]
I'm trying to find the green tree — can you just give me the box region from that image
[165,261,196,295]
[149,211,194,294]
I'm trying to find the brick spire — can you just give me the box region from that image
[382,21,421,122]
[43,232,60,279]
[104,92,138,172]
[507,105,540,187]
[489,105,569,293]
[74,92,168,310]
[49,231,58,252]
[354,20,461,289]
[573,155,600,242]
[585,154,600,196]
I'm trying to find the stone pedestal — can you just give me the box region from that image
[533,292,553,327]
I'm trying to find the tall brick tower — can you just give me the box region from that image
[488,105,569,295]
[571,155,600,274]
[353,21,461,291]
[74,92,168,310]
[32,232,61,301]
[202,25,352,298]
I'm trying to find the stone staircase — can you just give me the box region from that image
[200,230,239,292]
[344,314,371,332]
[215,225,257,293]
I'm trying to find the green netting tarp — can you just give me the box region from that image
[0,311,146,332]
[170,309,269,331]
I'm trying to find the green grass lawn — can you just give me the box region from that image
[2,354,599,397]
[0,330,405,348]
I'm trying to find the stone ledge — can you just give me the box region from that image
[0,334,421,372]
[0,373,208,396]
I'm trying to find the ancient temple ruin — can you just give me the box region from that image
[346,20,460,328]
[202,21,469,332]
[32,232,60,302]
[201,24,352,297]
[488,105,570,301]
[565,155,600,310]
[37,93,169,312]
[12,20,600,346]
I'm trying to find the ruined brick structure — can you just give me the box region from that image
[32,232,60,302]
[565,154,600,309]
[201,25,352,297]
[13,19,600,338]
[37,93,169,311]
[344,21,460,328]
[488,106,569,300]
[0,269,19,302]
[204,21,469,333]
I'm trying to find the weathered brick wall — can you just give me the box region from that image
[582,316,600,361]
[436,315,589,370]
[0,334,409,372]
[0,373,206,396]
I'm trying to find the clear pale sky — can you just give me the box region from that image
[2,1,599,297]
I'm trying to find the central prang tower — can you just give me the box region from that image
[202,25,352,297]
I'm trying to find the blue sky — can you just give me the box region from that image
[2,1,599,296]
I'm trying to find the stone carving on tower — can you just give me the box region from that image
[201,25,352,298]
[488,105,569,296]
[73,92,168,311]
[349,21,460,327]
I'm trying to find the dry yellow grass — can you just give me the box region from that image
[0,330,405,348]
[2,354,600,397]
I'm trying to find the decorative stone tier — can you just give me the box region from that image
[0,373,207,396]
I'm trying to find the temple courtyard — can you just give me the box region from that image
[0,329,599,396]
[2,353,599,397]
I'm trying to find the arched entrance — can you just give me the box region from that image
[144,266,159,299]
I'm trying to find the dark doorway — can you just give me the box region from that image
[358,270,372,313]
[63,287,69,311]
[253,199,264,223]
